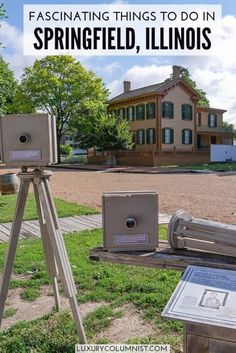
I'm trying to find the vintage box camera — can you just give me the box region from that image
[103,191,158,252]
[0,114,57,167]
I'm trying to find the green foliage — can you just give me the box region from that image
[0,3,7,47]
[0,56,17,114]
[6,85,36,114]
[222,121,236,136]
[77,113,134,151]
[0,227,182,351]
[170,66,209,107]
[20,288,40,302]
[60,144,73,157]
[3,307,17,319]
[20,56,108,161]
[0,193,97,223]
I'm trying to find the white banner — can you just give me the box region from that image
[23,4,221,56]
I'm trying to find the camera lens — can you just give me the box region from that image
[125,217,137,229]
[18,134,30,144]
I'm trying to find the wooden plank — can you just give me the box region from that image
[89,244,236,271]
[77,216,102,227]
[73,216,101,228]
[186,323,236,343]
[0,224,10,237]
[0,223,24,239]
[209,339,236,353]
[186,334,209,353]
[58,219,79,233]
[20,222,41,237]
[61,217,91,231]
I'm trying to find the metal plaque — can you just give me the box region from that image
[162,266,236,329]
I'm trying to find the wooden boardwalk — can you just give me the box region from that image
[0,213,171,243]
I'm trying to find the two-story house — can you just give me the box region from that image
[100,65,232,166]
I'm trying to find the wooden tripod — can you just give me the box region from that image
[0,170,87,344]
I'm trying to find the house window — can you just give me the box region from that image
[147,128,156,144]
[136,104,145,120]
[182,104,193,120]
[126,106,135,121]
[118,108,125,119]
[162,102,174,119]
[162,128,174,144]
[208,114,217,127]
[146,102,156,119]
[136,129,145,144]
[198,113,202,126]
[182,129,192,144]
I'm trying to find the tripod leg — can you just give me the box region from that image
[0,179,30,328]
[35,178,87,344]
[33,184,60,311]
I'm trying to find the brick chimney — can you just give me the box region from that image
[123,81,131,92]
[172,65,181,80]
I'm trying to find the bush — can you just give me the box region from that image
[60,144,73,157]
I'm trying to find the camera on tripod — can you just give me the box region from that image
[0,113,57,168]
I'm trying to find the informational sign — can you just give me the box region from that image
[10,150,41,161]
[162,266,236,329]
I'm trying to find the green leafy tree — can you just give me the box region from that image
[0,3,7,47]
[20,55,108,162]
[0,56,17,114]
[222,121,236,137]
[60,144,73,157]
[170,66,210,107]
[77,113,134,152]
[6,85,36,114]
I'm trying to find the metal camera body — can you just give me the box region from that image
[0,114,57,167]
[102,191,158,252]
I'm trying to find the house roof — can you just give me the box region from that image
[197,106,227,114]
[109,78,200,104]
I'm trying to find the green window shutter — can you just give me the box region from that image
[214,115,217,127]
[132,106,135,121]
[126,107,129,120]
[189,130,192,144]
[208,114,211,127]
[170,103,174,119]
[182,129,185,144]
[162,128,165,143]
[170,129,174,144]
[136,104,145,120]
[198,113,202,126]
[142,129,145,144]
[189,105,192,120]
[162,102,165,118]
[153,128,156,144]
[146,129,149,144]
[147,102,156,119]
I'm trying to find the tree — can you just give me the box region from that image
[170,66,210,107]
[20,56,108,162]
[6,85,36,114]
[0,3,7,47]
[222,121,236,137]
[76,113,134,152]
[0,56,17,114]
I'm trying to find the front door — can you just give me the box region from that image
[211,136,217,144]
[197,134,201,148]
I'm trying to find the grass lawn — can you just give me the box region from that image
[0,226,183,353]
[0,193,98,223]
[181,162,236,172]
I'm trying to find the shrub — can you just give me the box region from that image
[60,144,73,157]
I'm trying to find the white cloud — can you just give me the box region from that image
[108,15,236,125]
[108,64,172,97]
[0,21,36,79]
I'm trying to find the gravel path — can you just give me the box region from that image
[1,168,235,224]
[48,169,235,224]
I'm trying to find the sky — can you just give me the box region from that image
[1,0,236,124]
